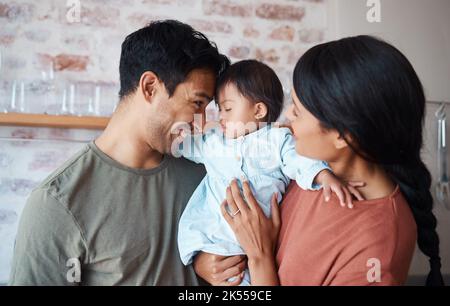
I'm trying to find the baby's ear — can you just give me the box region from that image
[254,102,268,120]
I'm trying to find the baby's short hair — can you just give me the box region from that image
[215,60,284,123]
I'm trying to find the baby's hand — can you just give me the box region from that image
[315,170,365,209]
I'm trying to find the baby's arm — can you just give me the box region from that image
[174,131,206,164]
[279,130,364,207]
[279,130,330,190]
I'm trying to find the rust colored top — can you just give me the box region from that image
[276,182,417,285]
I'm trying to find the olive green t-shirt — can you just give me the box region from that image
[9,142,206,286]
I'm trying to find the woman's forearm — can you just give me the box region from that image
[222,180,281,285]
[248,255,279,286]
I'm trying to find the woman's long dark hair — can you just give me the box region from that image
[293,35,444,286]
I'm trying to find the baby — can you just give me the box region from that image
[176,60,357,285]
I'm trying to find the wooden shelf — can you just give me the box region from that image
[0,113,110,130]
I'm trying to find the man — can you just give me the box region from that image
[9,20,230,285]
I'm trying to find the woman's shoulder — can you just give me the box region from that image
[281,183,417,257]
[350,186,417,238]
[278,184,417,285]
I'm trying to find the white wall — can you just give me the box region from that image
[328,0,450,279]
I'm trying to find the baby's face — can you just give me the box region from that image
[217,83,259,139]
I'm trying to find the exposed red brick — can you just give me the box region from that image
[65,5,120,27]
[255,48,280,64]
[142,0,196,5]
[37,54,89,72]
[0,4,7,17]
[0,2,34,22]
[49,128,72,139]
[126,12,170,28]
[269,26,295,41]
[243,26,259,38]
[0,32,14,45]
[256,4,305,21]
[228,46,250,59]
[189,19,233,34]
[11,128,37,139]
[54,54,88,71]
[203,0,252,17]
[142,0,176,4]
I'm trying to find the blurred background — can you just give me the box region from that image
[0,0,449,285]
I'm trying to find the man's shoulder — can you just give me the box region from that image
[34,144,95,202]
[167,155,206,192]
[168,155,206,176]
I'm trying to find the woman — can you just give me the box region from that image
[193,35,444,286]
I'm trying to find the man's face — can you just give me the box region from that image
[146,68,216,154]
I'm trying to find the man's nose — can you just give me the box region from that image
[191,112,205,133]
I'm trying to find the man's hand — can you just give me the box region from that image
[193,252,247,286]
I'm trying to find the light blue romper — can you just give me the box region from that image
[176,125,329,285]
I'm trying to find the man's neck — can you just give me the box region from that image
[95,106,164,170]
[329,153,396,200]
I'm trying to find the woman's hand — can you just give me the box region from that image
[193,252,247,286]
[220,179,281,285]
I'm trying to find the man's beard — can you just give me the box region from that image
[145,119,171,155]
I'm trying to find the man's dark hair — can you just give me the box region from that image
[119,20,230,99]
[215,60,284,123]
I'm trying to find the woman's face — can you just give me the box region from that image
[285,88,344,163]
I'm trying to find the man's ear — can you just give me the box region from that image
[139,71,159,103]
[254,102,268,121]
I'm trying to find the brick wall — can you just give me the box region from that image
[1,0,329,98]
[0,0,330,283]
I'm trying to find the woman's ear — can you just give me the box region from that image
[139,71,159,103]
[333,132,350,150]
[254,102,268,121]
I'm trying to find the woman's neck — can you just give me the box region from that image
[328,153,397,200]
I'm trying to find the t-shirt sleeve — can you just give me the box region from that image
[279,129,330,190]
[8,188,87,286]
